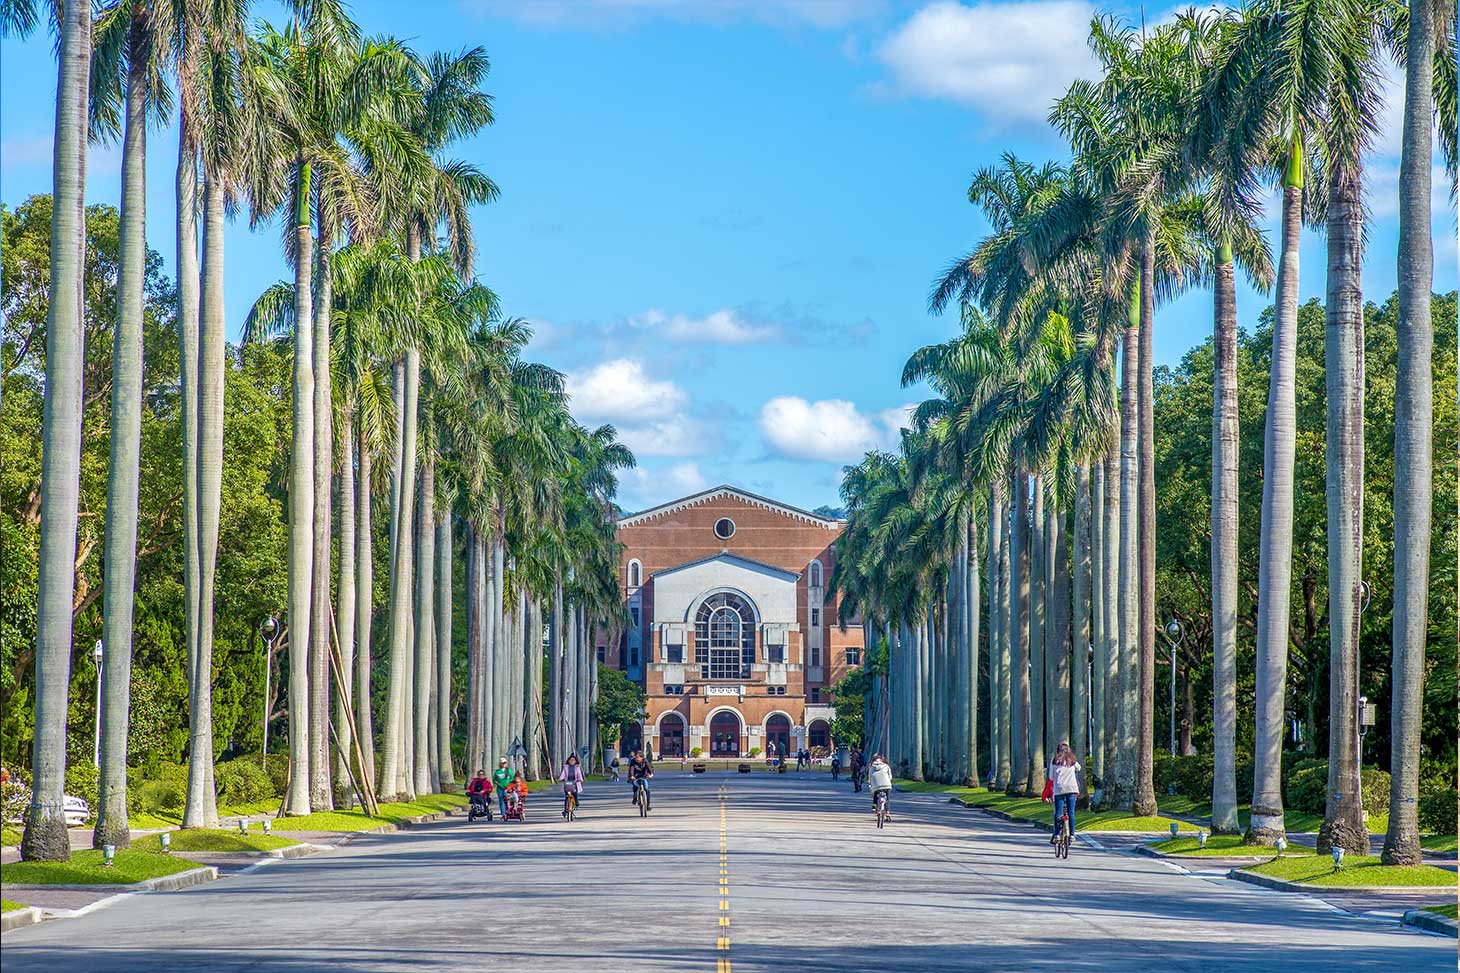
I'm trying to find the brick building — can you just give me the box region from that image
[606,485,863,759]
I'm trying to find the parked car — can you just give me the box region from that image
[63,795,90,827]
[3,784,92,828]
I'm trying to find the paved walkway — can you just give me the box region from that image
[2,773,1453,971]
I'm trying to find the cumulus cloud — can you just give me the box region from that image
[876,1,1099,125]
[759,396,884,462]
[617,414,710,457]
[565,358,688,422]
[630,307,781,344]
[877,402,917,441]
[621,462,711,507]
[465,0,885,28]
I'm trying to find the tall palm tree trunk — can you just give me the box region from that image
[527,597,544,780]
[550,579,564,769]
[1009,459,1031,794]
[492,534,508,758]
[1052,503,1072,752]
[1090,458,1105,781]
[1317,163,1367,855]
[354,423,375,782]
[436,514,454,786]
[466,529,485,772]
[1382,0,1435,865]
[482,541,498,761]
[379,347,419,800]
[909,614,925,780]
[997,483,1013,789]
[1248,141,1303,845]
[284,163,315,816]
[1211,242,1241,834]
[24,0,90,863]
[512,588,527,754]
[184,167,226,828]
[1074,464,1092,765]
[987,484,1004,786]
[1115,290,1139,811]
[336,405,356,803]
[308,231,334,812]
[413,458,437,796]
[1027,474,1046,794]
[1102,432,1121,798]
[95,14,148,849]
[1134,235,1158,817]
[966,522,981,786]
[577,604,592,758]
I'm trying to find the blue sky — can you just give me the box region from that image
[3,0,1454,512]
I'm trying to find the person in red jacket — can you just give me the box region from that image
[466,769,492,819]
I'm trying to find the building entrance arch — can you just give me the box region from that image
[808,719,831,753]
[658,712,685,758]
[765,713,791,757]
[709,710,743,757]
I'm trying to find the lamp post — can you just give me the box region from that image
[93,639,104,768]
[259,616,279,759]
[1354,581,1371,785]
[1161,620,1183,774]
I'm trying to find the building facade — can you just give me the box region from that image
[607,486,863,759]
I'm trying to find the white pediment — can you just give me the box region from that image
[651,553,798,625]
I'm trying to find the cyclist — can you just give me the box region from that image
[559,753,585,816]
[1044,741,1083,843]
[492,757,513,819]
[867,752,893,822]
[627,750,654,808]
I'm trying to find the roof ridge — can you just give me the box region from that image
[617,484,841,528]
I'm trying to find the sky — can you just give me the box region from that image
[3,0,1455,513]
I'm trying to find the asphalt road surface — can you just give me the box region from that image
[3,771,1453,972]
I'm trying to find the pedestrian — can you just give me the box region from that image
[492,756,513,819]
[1043,742,1083,842]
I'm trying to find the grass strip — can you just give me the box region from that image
[1244,853,1457,888]
[269,792,464,832]
[896,779,1199,833]
[1420,834,1457,855]
[0,849,198,886]
[1420,902,1457,919]
[1150,834,1317,857]
[1,826,21,847]
[1,898,27,912]
[132,829,298,853]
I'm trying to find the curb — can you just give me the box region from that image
[1133,845,1268,864]
[1401,909,1459,938]
[2,865,218,894]
[1226,867,1455,895]
[1,906,44,933]
[178,842,331,862]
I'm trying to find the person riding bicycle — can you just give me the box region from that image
[627,750,654,806]
[559,754,585,815]
[466,769,492,818]
[492,757,514,819]
[1043,741,1083,842]
[868,753,893,822]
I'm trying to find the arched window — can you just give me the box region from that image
[628,559,642,588]
[807,559,823,588]
[695,592,757,680]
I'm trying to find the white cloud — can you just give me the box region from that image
[621,461,710,506]
[466,0,884,28]
[617,414,709,456]
[876,1,1099,125]
[878,402,917,442]
[759,396,883,462]
[631,307,780,344]
[565,358,688,422]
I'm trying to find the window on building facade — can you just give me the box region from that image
[695,591,755,680]
[667,644,683,664]
[808,559,822,588]
[846,648,862,667]
[630,606,640,628]
[664,684,683,695]
[629,645,639,667]
[810,645,822,667]
[596,646,606,663]
[714,517,736,540]
[810,607,820,627]
[628,559,642,588]
[767,685,786,696]
[809,687,821,702]
[766,643,785,664]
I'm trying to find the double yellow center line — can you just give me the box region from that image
[716,783,732,972]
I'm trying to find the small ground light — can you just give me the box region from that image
[262,819,272,833]
[160,833,171,853]
[102,844,116,866]
[1275,837,1287,853]
[1332,846,1345,869]
[1198,830,1208,849]
[239,818,248,833]
[1170,822,1180,837]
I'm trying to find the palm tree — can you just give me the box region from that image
[89,0,170,849]
[14,0,91,863]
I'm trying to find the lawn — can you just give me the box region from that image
[267,793,465,833]
[128,799,284,831]
[1421,902,1458,920]
[1,899,26,912]
[1150,834,1318,858]
[1244,854,1458,888]
[132,829,298,853]
[1421,834,1457,855]
[0,849,198,886]
[1,826,21,847]
[1152,794,1333,834]
[897,779,1197,833]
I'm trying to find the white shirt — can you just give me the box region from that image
[868,760,893,791]
[1048,760,1082,797]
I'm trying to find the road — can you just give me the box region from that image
[2,772,1453,971]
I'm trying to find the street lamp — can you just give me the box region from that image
[93,639,104,768]
[259,616,279,759]
[1161,619,1182,789]
[1354,581,1372,786]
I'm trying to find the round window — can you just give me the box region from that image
[714,517,736,540]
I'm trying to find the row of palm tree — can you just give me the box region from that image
[10,0,632,862]
[832,1,1454,865]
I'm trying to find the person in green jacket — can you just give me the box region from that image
[492,757,513,819]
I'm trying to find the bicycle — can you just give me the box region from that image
[633,778,651,817]
[562,788,578,821]
[874,789,889,829]
[1053,812,1071,859]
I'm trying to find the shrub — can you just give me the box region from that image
[1418,774,1458,835]
[214,758,276,806]
[1285,764,1328,814]
[690,747,703,757]
[748,747,761,757]
[128,762,189,816]
[1359,767,1390,819]
[260,754,289,796]
[2,778,31,824]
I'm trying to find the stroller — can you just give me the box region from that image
[504,788,526,822]
[467,790,494,822]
